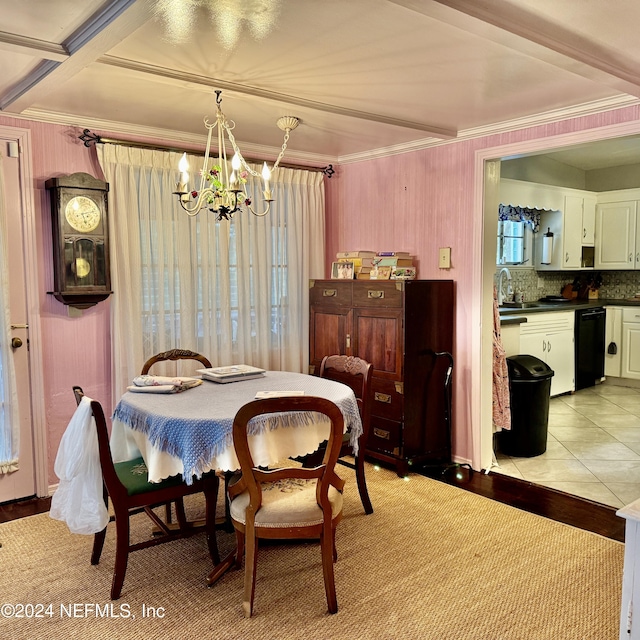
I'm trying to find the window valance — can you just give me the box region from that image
[498,205,541,233]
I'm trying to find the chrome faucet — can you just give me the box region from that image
[497,267,513,306]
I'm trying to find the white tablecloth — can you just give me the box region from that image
[111,371,362,482]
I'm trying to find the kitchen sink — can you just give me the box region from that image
[499,301,543,309]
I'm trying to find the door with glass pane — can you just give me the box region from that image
[0,138,35,502]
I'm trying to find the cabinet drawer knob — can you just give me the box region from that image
[322,289,337,297]
[373,427,390,440]
[368,290,385,299]
[374,392,392,403]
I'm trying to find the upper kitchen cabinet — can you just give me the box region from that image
[595,189,640,270]
[534,194,597,270]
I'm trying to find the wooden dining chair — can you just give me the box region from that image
[72,386,220,600]
[140,348,212,375]
[227,396,346,618]
[318,355,374,514]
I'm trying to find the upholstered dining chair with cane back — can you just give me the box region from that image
[227,396,346,618]
[318,355,374,514]
[72,386,220,600]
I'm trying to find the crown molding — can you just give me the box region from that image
[337,94,640,164]
[11,107,338,167]
[8,93,640,168]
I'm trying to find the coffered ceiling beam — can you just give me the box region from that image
[1,0,152,113]
[391,0,640,98]
[98,55,458,139]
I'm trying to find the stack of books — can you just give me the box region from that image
[333,251,376,279]
[371,252,416,280]
[197,365,266,383]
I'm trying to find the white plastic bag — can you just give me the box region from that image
[49,396,110,534]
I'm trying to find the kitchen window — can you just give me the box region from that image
[497,220,533,266]
[496,205,540,267]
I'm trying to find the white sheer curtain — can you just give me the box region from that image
[96,145,325,400]
[0,153,20,473]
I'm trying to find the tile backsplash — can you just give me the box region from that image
[494,269,640,302]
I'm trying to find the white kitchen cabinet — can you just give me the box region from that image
[519,311,575,396]
[605,307,623,378]
[582,195,596,246]
[534,194,597,270]
[622,308,640,380]
[500,322,521,357]
[595,200,639,269]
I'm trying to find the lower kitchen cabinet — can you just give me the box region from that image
[605,306,623,377]
[622,308,640,380]
[519,311,575,396]
[309,279,454,476]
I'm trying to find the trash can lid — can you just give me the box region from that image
[506,354,554,379]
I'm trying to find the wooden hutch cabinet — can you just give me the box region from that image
[309,279,454,476]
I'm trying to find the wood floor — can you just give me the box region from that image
[424,465,625,542]
[0,469,625,542]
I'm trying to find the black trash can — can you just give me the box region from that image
[500,354,554,457]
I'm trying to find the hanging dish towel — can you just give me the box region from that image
[492,285,511,433]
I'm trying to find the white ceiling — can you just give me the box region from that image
[2,0,640,167]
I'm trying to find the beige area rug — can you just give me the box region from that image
[0,465,624,640]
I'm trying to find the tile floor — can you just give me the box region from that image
[493,382,640,508]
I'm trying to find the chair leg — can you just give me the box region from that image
[174,497,188,530]
[91,528,107,565]
[234,529,245,570]
[111,514,130,600]
[164,502,173,524]
[321,522,338,614]
[92,485,109,565]
[242,526,258,618]
[203,475,221,565]
[355,454,373,515]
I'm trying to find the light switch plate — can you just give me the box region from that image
[439,247,451,269]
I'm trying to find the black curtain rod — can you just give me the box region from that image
[79,129,335,178]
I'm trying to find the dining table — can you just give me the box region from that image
[110,370,363,484]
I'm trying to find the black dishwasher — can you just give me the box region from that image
[575,307,606,390]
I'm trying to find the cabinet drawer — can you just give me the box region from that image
[353,281,403,308]
[367,416,402,455]
[309,281,352,306]
[623,308,640,323]
[370,378,404,421]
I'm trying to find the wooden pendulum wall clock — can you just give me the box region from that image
[45,172,112,309]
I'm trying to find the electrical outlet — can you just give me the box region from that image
[439,247,451,269]
[537,277,544,289]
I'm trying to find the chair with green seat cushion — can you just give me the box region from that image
[72,386,220,600]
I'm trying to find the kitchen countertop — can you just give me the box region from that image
[499,297,640,324]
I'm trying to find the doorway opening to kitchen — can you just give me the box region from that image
[478,124,640,510]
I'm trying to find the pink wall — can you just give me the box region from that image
[3,102,640,487]
[0,115,111,485]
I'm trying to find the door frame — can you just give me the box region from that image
[473,118,640,471]
[0,125,47,497]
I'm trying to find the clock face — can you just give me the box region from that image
[65,196,101,233]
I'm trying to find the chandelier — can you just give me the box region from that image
[174,90,299,220]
